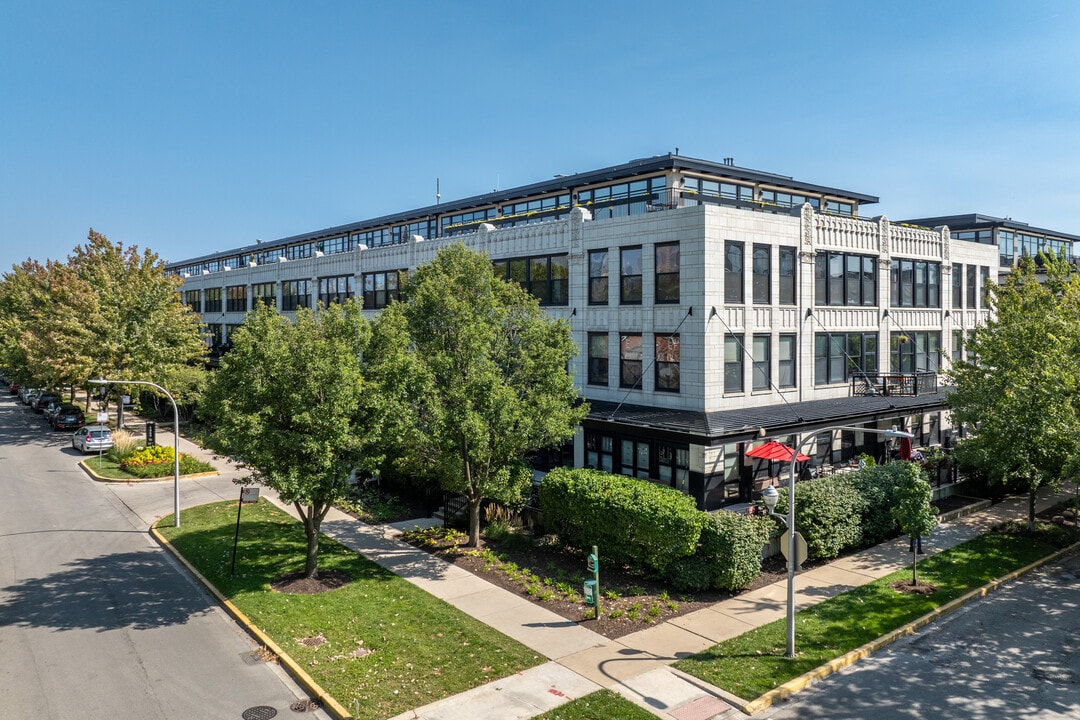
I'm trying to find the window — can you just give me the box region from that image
[316,235,352,255]
[952,329,964,362]
[588,249,609,305]
[752,335,770,390]
[205,323,223,349]
[891,332,940,373]
[252,282,276,308]
[620,247,642,304]
[814,332,877,385]
[655,334,680,392]
[779,334,796,388]
[620,438,651,479]
[952,264,963,309]
[816,252,876,306]
[620,333,643,388]
[204,287,222,314]
[824,199,855,217]
[980,266,991,309]
[725,241,744,303]
[966,265,977,308]
[752,244,770,304]
[281,280,311,311]
[890,259,941,308]
[362,271,405,310]
[724,334,744,393]
[184,290,201,313]
[999,231,1015,267]
[778,247,796,305]
[578,177,667,219]
[285,242,315,261]
[657,443,690,492]
[319,275,354,306]
[585,431,614,472]
[495,254,568,306]
[655,243,680,303]
[226,285,247,312]
[588,333,608,386]
[760,189,820,210]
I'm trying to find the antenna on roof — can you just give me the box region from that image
[436,178,441,205]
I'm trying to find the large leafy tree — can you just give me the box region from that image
[378,243,588,547]
[0,230,206,408]
[947,253,1080,529]
[891,463,938,585]
[199,300,382,578]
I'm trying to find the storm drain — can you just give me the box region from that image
[241,706,278,720]
[290,699,320,713]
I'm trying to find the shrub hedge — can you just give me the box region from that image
[667,510,773,592]
[119,445,214,478]
[539,468,704,575]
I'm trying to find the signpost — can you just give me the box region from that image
[231,487,261,577]
[583,545,601,615]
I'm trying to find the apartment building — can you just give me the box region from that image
[170,154,1038,509]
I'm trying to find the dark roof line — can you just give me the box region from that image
[168,154,879,267]
[902,213,1080,243]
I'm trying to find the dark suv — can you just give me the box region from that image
[51,404,85,431]
[33,393,60,413]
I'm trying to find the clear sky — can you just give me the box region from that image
[3,0,1079,271]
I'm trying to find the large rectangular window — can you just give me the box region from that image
[725,241,744,303]
[585,431,615,473]
[620,438,650,479]
[494,254,568,306]
[362,270,405,310]
[724,334,744,393]
[980,266,991,309]
[655,334,680,392]
[657,443,690,492]
[778,334,797,388]
[655,243,680,303]
[952,264,963,309]
[815,252,876,306]
[252,282,276,308]
[588,333,608,386]
[952,329,964,363]
[204,287,222,314]
[966,265,977,308]
[752,335,770,390]
[588,249,608,305]
[891,331,941,373]
[778,247,797,305]
[752,244,770,304]
[226,285,247,312]
[814,332,877,385]
[281,280,311,311]
[184,290,201,313]
[620,247,642,304]
[890,259,941,308]
[318,275,355,306]
[620,333,643,388]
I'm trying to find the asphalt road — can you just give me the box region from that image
[0,393,326,720]
[761,551,1080,720]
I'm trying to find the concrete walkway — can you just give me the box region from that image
[103,421,1077,719]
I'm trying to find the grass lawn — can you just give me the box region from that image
[532,689,658,720]
[81,456,141,480]
[157,500,543,720]
[674,530,1068,700]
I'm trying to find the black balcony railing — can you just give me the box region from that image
[851,372,938,397]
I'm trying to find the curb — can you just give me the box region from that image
[740,539,1080,715]
[149,521,353,720]
[78,458,219,483]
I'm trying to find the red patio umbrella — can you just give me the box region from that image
[899,436,913,461]
[745,440,810,463]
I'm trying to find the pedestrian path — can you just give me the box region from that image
[102,430,1076,719]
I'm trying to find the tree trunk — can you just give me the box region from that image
[467,493,482,548]
[912,549,918,586]
[1028,488,1037,532]
[297,501,322,579]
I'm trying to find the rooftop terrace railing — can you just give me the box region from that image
[850,372,938,397]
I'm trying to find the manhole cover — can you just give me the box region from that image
[290,699,320,713]
[242,706,278,720]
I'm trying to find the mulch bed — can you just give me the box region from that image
[271,569,353,594]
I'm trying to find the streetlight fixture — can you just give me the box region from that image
[761,425,914,658]
[90,378,182,528]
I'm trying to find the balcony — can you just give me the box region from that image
[851,372,938,397]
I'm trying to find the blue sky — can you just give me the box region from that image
[3,0,1079,271]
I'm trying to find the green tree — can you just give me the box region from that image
[199,300,381,578]
[947,253,1080,530]
[890,463,938,585]
[378,243,588,547]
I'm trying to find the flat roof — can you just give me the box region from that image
[902,213,1080,243]
[168,154,880,267]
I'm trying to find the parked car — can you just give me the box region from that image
[8,382,20,394]
[20,387,38,404]
[72,424,112,454]
[43,401,64,422]
[33,393,59,413]
[51,405,85,431]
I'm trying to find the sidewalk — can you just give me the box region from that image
[105,429,1076,719]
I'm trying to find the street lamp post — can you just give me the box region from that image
[90,378,182,528]
[762,425,913,658]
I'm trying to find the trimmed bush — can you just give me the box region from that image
[847,462,920,545]
[772,475,862,560]
[539,467,703,575]
[667,510,772,592]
